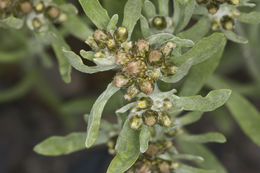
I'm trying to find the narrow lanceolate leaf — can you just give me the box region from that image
[179,33,226,96]
[107,120,140,173]
[177,138,228,173]
[174,33,226,66]
[173,0,181,31]
[173,89,231,112]
[63,49,116,74]
[34,132,108,156]
[50,26,71,83]
[158,0,169,16]
[79,0,110,29]
[178,17,211,42]
[147,33,194,47]
[161,58,193,83]
[179,132,226,143]
[222,30,248,44]
[85,83,120,148]
[237,12,260,24]
[107,14,119,31]
[176,164,216,173]
[207,75,260,147]
[122,0,143,38]
[140,15,150,38]
[143,0,156,19]
[177,112,203,127]
[176,0,196,32]
[139,125,151,153]
[172,154,204,163]
[79,50,94,61]
[0,16,24,29]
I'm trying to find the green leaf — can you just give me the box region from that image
[0,50,27,63]
[178,17,211,42]
[174,33,226,66]
[237,11,260,24]
[85,83,119,148]
[107,120,140,173]
[222,30,248,44]
[177,139,227,173]
[173,89,231,112]
[140,15,150,38]
[143,0,156,19]
[79,0,110,29]
[139,125,151,153]
[63,49,116,74]
[207,75,260,147]
[79,50,94,61]
[34,132,108,156]
[179,33,226,96]
[116,102,136,127]
[107,14,119,31]
[122,0,143,38]
[173,0,181,30]
[176,0,196,32]
[0,16,24,29]
[179,132,226,143]
[176,164,216,173]
[177,112,203,126]
[158,0,169,16]
[147,33,194,47]
[63,15,93,41]
[172,154,204,163]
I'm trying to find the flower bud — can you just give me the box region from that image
[147,68,161,79]
[152,16,167,30]
[162,99,173,110]
[161,42,176,57]
[228,0,239,5]
[86,36,99,50]
[32,17,42,29]
[207,2,219,15]
[159,161,171,173]
[142,110,158,126]
[113,74,131,88]
[20,1,32,14]
[114,27,128,42]
[161,63,178,76]
[123,60,146,77]
[121,41,133,52]
[135,40,149,57]
[221,15,234,30]
[93,29,109,44]
[58,13,68,22]
[170,162,180,170]
[44,5,60,20]
[211,19,220,31]
[158,111,171,127]
[0,0,12,9]
[106,39,117,49]
[145,144,158,157]
[115,52,130,66]
[129,115,143,130]
[34,1,45,13]
[137,97,153,109]
[196,0,208,4]
[124,84,139,100]
[148,50,163,66]
[138,78,154,95]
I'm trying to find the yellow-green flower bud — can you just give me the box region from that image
[86,36,99,50]
[114,27,128,42]
[162,99,173,110]
[32,17,42,29]
[161,42,176,57]
[93,29,109,44]
[129,115,143,130]
[106,39,117,49]
[152,16,167,30]
[147,68,161,80]
[142,110,158,126]
[115,52,131,66]
[34,1,44,13]
[121,41,133,52]
[221,15,234,30]
[158,111,171,127]
[207,2,219,15]
[161,63,178,76]
[228,0,239,5]
[137,97,153,109]
[138,78,154,95]
[124,84,139,100]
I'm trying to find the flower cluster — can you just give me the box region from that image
[129,96,174,130]
[196,0,240,31]
[87,27,178,101]
[0,0,66,30]
[127,140,179,173]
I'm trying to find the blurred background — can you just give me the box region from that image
[1,0,260,173]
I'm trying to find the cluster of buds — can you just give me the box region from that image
[196,0,239,15]
[0,0,66,30]
[127,140,179,173]
[106,135,118,155]
[101,27,178,100]
[129,96,174,130]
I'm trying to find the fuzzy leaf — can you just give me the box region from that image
[0,16,24,29]
[238,12,260,24]
[122,0,143,37]
[139,125,151,153]
[179,132,226,143]
[173,89,231,112]
[79,50,94,61]
[140,15,150,38]
[107,14,119,31]
[143,0,156,19]
[63,49,116,74]
[85,83,119,148]
[176,164,216,173]
[79,0,110,29]
[177,112,203,126]
[173,0,181,30]
[207,75,260,147]
[34,132,108,156]
[107,120,140,173]
[159,153,204,163]
[222,30,248,44]
[158,0,169,16]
